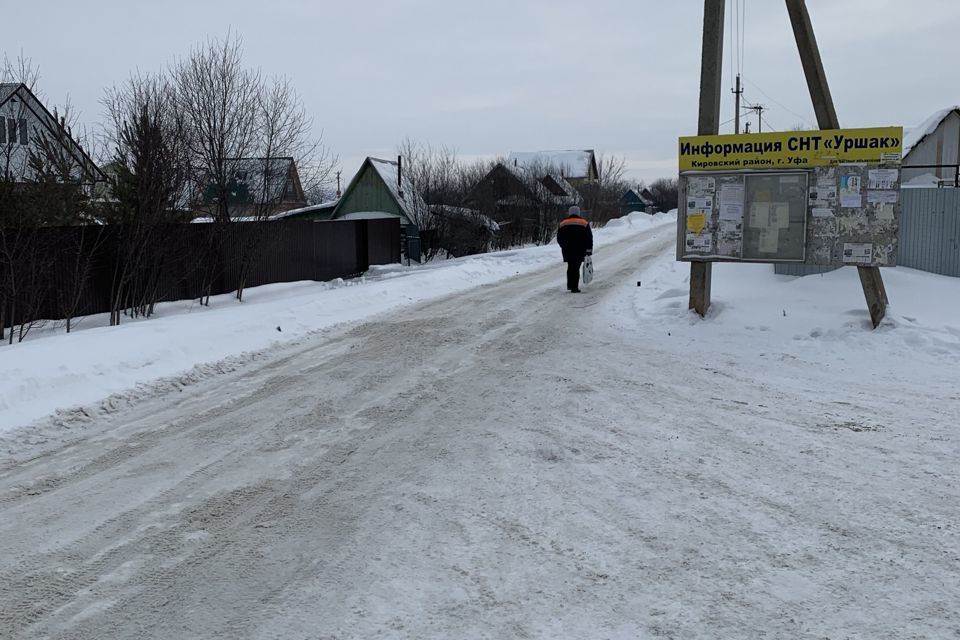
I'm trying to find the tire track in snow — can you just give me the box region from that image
[0,224,682,639]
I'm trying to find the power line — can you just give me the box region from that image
[733,0,740,73]
[743,78,815,128]
[728,0,735,91]
[740,0,747,81]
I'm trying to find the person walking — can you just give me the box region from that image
[556,205,593,293]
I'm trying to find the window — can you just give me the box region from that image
[2,117,28,145]
[741,172,808,262]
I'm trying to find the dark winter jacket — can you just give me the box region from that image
[556,214,593,262]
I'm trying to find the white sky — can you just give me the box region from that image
[7,0,959,184]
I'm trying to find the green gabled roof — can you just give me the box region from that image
[332,157,425,227]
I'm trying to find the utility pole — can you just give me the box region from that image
[753,104,766,132]
[785,0,888,327]
[688,0,725,317]
[335,170,342,198]
[733,73,743,134]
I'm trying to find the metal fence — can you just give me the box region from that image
[897,188,960,277]
[0,218,400,335]
[775,187,960,278]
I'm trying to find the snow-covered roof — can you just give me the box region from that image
[273,199,339,219]
[507,150,596,179]
[339,211,403,222]
[366,157,428,221]
[429,205,500,232]
[541,173,579,201]
[902,173,946,188]
[903,106,960,157]
[624,188,655,205]
[498,162,580,207]
[191,215,272,223]
[222,157,301,204]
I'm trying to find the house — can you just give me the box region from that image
[506,150,599,188]
[465,162,580,212]
[330,157,425,230]
[195,157,307,219]
[0,83,105,185]
[318,156,428,261]
[621,187,657,215]
[902,106,960,187]
[464,162,581,245]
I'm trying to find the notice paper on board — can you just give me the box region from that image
[868,168,899,190]
[719,181,746,222]
[748,202,770,227]
[843,242,873,264]
[809,179,838,204]
[687,197,712,211]
[686,212,707,234]
[688,176,716,197]
[840,175,862,208]
[758,229,779,253]
[685,233,713,253]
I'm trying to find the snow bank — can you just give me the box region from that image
[622,249,960,375]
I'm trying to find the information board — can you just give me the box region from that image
[678,127,901,267]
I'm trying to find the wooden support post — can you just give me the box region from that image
[689,0,725,316]
[858,266,887,327]
[786,0,888,328]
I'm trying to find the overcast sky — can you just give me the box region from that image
[7,0,959,184]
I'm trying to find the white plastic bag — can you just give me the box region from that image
[582,255,594,285]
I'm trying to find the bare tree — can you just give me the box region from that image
[172,35,338,301]
[233,76,337,301]
[1,55,96,342]
[174,34,261,223]
[103,72,191,323]
[647,177,679,213]
[394,140,510,260]
[579,154,631,225]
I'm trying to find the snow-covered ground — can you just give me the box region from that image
[1,213,959,639]
[0,212,669,434]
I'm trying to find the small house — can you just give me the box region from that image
[195,157,307,219]
[506,150,599,188]
[331,156,426,230]
[622,187,657,215]
[902,106,960,187]
[0,82,105,185]
[464,162,581,246]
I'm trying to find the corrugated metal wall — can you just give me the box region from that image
[898,188,960,276]
[0,218,402,332]
[776,188,960,277]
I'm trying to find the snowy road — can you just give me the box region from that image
[2,221,959,639]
